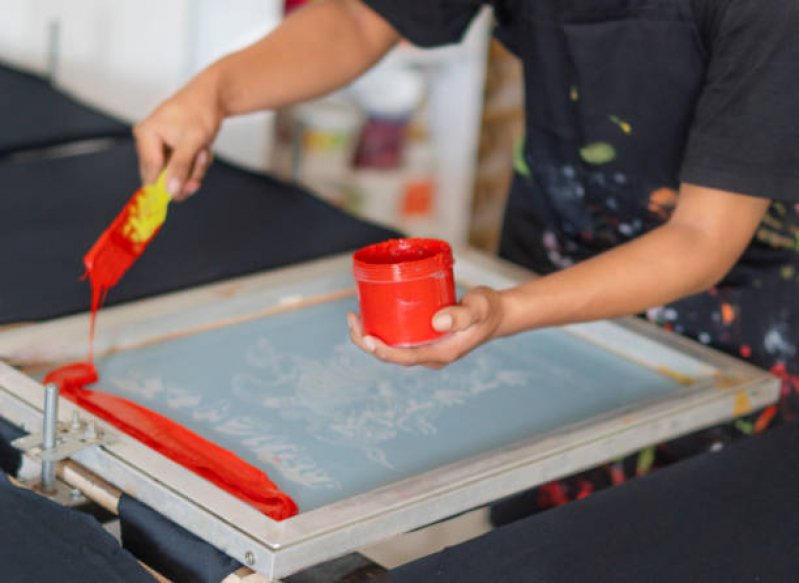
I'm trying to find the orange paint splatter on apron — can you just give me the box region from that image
[648,187,678,220]
[721,303,736,326]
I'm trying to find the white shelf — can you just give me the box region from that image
[346,10,493,245]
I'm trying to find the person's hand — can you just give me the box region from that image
[348,287,505,369]
[133,71,224,201]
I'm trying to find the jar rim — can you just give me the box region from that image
[353,238,453,282]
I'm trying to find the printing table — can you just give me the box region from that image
[0,57,783,581]
[0,250,780,580]
[0,62,129,157]
[380,418,799,582]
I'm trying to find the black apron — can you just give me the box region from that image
[495,0,799,420]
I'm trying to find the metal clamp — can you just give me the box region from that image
[12,384,114,484]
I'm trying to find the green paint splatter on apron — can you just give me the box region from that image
[513,133,531,177]
[636,446,656,476]
[734,418,754,435]
[580,142,616,165]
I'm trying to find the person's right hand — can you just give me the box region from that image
[133,72,224,201]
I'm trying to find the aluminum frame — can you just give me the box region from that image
[0,249,780,579]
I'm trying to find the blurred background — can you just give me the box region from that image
[0,0,524,251]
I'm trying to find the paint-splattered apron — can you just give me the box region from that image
[492,0,799,500]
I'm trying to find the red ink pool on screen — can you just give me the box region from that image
[575,479,594,500]
[353,238,456,347]
[44,364,297,520]
[43,362,99,391]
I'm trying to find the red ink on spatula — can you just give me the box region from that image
[49,170,171,369]
[83,170,172,358]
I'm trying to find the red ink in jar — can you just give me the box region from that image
[353,238,455,347]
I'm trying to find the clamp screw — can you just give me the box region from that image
[70,411,82,431]
[41,383,59,494]
[244,551,255,566]
[84,420,98,440]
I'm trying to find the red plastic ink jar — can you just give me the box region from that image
[353,238,456,347]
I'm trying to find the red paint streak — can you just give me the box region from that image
[44,363,298,520]
[607,463,626,486]
[770,363,799,397]
[537,481,570,508]
[537,478,596,509]
[574,479,594,500]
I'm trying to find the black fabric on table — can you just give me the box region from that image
[375,422,799,582]
[0,472,155,583]
[0,63,129,156]
[0,141,398,324]
[0,416,25,476]
[118,493,242,583]
[284,553,387,582]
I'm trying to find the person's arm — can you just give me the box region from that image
[349,184,771,367]
[133,0,399,199]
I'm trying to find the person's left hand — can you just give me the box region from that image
[348,286,505,369]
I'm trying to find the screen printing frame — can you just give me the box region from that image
[0,249,780,579]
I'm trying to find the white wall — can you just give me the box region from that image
[191,0,282,171]
[0,0,55,74]
[0,0,282,171]
[53,0,193,120]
